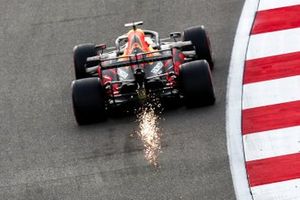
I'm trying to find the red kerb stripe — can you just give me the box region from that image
[244,51,300,84]
[243,100,300,134]
[252,5,300,34]
[246,153,300,187]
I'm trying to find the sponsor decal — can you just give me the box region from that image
[118,68,129,79]
[151,62,163,74]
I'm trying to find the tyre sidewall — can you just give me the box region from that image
[180,60,215,107]
[72,78,106,125]
[73,44,97,79]
[183,26,214,69]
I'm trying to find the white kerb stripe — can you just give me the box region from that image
[251,178,300,200]
[247,27,300,60]
[258,0,300,11]
[242,76,300,109]
[226,0,259,199]
[243,126,300,161]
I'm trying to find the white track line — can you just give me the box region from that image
[258,0,300,11]
[226,0,259,199]
[243,126,300,161]
[247,27,300,60]
[243,76,300,109]
[251,178,300,200]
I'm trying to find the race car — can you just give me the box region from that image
[71,21,215,125]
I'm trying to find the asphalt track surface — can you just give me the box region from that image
[0,1,244,199]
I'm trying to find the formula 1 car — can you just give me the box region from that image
[71,21,215,125]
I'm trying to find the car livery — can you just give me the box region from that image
[71,21,215,125]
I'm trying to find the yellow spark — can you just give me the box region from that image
[137,106,161,167]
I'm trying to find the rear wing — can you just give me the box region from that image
[85,41,193,73]
[86,49,172,71]
[102,54,172,69]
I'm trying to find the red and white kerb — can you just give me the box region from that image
[242,1,300,199]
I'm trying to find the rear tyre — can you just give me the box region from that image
[72,78,107,125]
[73,43,98,79]
[183,25,214,69]
[180,60,215,107]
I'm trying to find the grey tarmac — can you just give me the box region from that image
[0,0,244,199]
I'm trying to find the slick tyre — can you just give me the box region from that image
[180,60,215,107]
[183,26,214,69]
[72,78,107,125]
[73,44,98,79]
